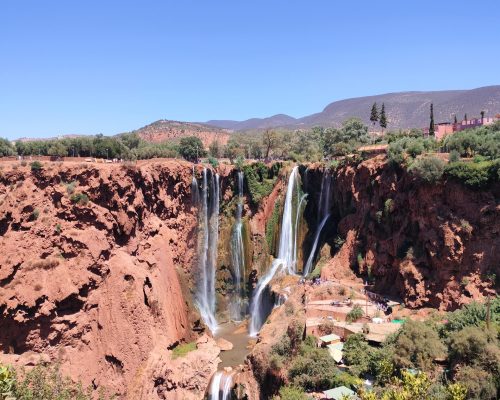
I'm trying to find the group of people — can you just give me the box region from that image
[298,277,325,286]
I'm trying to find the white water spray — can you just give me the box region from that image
[249,166,300,336]
[195,168,219,333]
[230,171,246,320]
[303,170,332,276]
[209,372,233,400]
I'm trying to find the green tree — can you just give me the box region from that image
[262,129,278,159]
[208,140,221,158]
[448,326,500,388]
[370,102,379,126]
[342,118,369,142]
[429,103,435,136]
[480,110,485,123]
[393,320,446,372]
[408,156,445,183]
[379,103,387,131]
[178,136,205,162]
[343,333,373,376]
[272,386,308,400]
[120,132,141,149]
[47,142,68,157]
[0,138,15,157]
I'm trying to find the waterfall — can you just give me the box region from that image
[249,166,300,336]
[195,168,219,333]
[293,193,308,272]
[303,170,332,276]
[230,171,246,320]
[209,372,233,400]
[191,168,199,205]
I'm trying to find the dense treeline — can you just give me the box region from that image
[0,133,179,160]
[2,121,499,189]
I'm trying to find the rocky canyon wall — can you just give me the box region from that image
[304,156,498,309]
[0,160,206,398]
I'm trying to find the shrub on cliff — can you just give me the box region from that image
[242,162,280,205]
[445,161,496,188]
[30,161,43,171]
[70,192,90,205]
[408,155,445,183]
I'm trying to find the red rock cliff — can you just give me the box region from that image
[0,160,206,398]
[313,156,499,309]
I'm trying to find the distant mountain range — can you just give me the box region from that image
[206,85,500,131]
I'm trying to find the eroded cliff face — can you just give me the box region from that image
[305,156,499,309]
[0,160,209,398]
[1,156,498,399]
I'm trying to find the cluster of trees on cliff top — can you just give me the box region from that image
[387,121,500,187]
[1,119,499,186]
[269,298,500,400]
[0,117,370,161]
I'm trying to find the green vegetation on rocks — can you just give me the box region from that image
[0,363,114,400]
[171,341,197,359]
[242,162,281,205]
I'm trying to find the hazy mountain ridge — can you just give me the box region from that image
[206,85,500,131]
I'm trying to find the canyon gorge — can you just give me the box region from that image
[0,154,498,399]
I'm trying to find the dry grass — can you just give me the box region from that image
[29,258,60,271]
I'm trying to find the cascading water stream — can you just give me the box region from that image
[208,372,233,400]
[249,166,300,336]
[303,170,332,276]
[230,171,246,320]
[293,193,308,272]
[195,168,219,333]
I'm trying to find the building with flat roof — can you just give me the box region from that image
[322,386,358,399]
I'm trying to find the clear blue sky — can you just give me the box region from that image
[1,0,499,139]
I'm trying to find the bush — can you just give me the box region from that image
[171,341,197,359]
[334,236,345,249]
[4,363,114,400]
[272,386,308,400]
[30,209,40,221]
[442,297,500,336]
[30,161,43,171]
[408,156,445,182]
[243,162,281,205]
[207,156,218,168]
[65,181,77,194]
[0,364,15,399]
[346,305,364,323]
[445,161,495,188]
[449,150,460,162]
[383,198,394,216]
[70,193,90,205]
